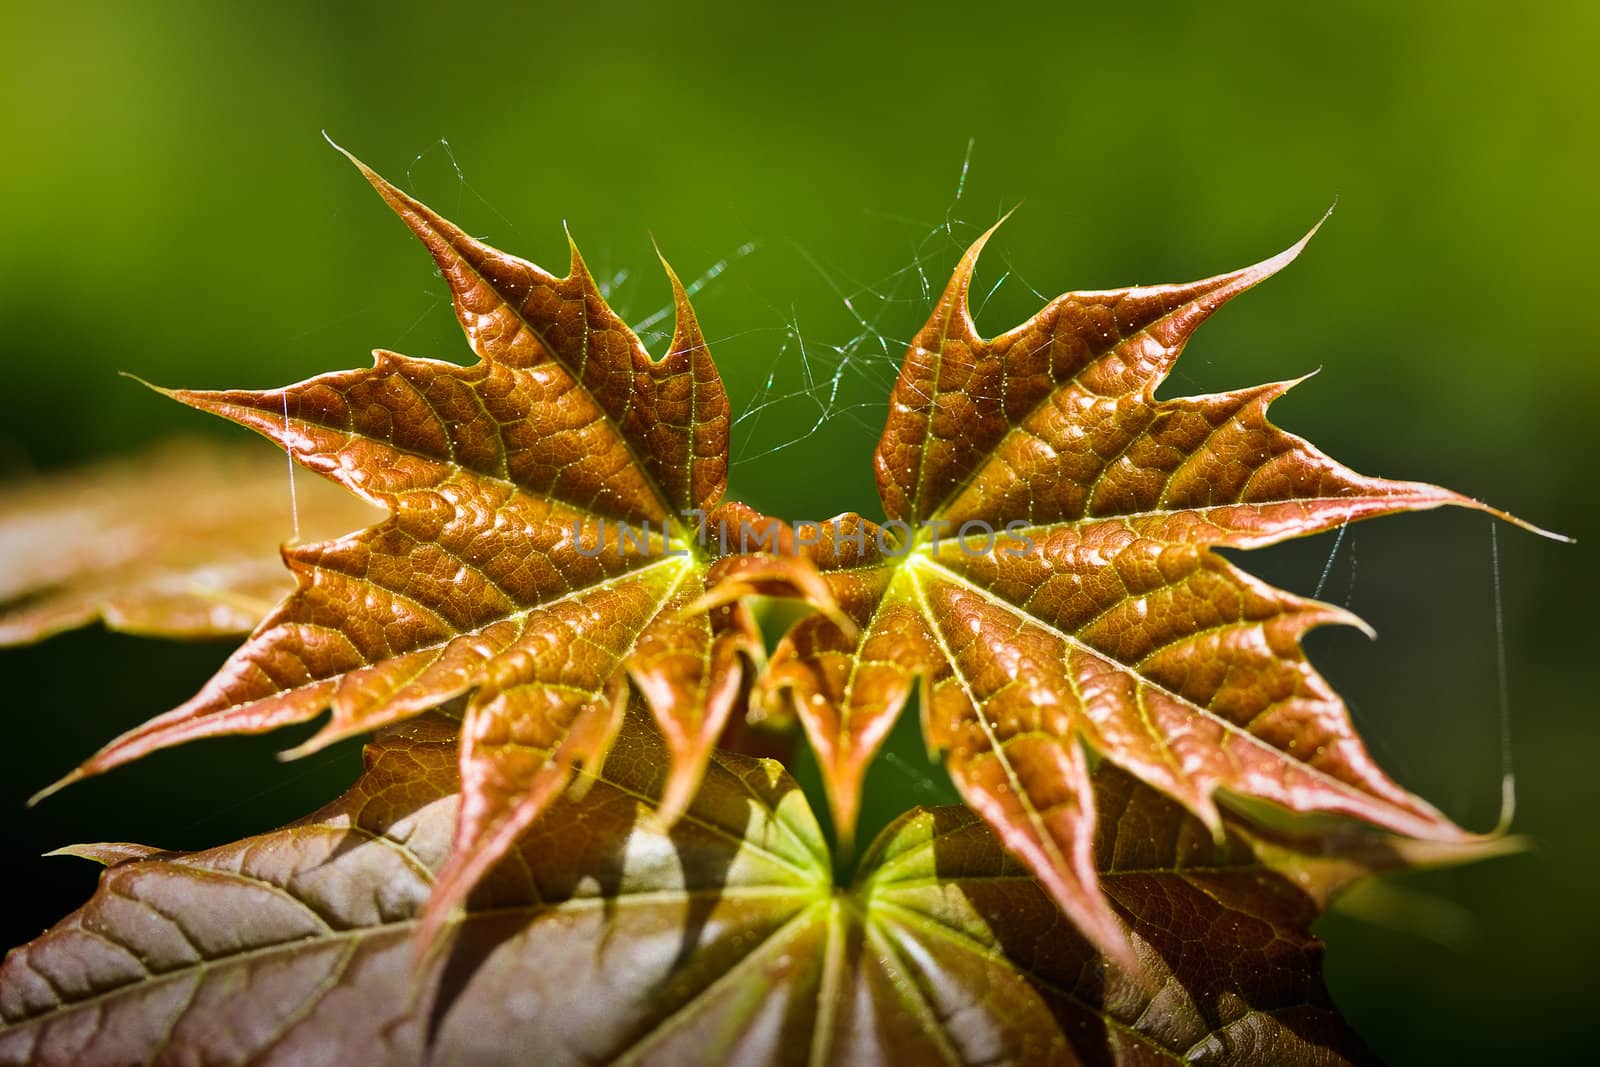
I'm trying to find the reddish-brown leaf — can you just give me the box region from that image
[31,153,770,949]
[754,217,1555,969]
[5,710,1489,1066]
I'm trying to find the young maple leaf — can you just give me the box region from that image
[733,217,1556,969]
[32,149,792,948]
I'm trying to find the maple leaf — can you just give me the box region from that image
[5,709,1496,1066]
[0,439,379,644]
[29,150,791,948]
[741,217,1556,969]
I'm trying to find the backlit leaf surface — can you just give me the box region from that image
[1,714,1395,1066]
[33,155,774,947]
[754,219,1543,966]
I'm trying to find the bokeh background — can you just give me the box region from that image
[2,2,1595,1061]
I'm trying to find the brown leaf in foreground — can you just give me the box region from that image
[3,710,1492,1066]
[0,439,380,643]
[27,152,795,951]
[752,216,1558,969]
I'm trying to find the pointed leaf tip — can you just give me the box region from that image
[117,370,176,399]
[654,244,691,312]
[1212,209,1331,301]
[1322,601,1378,641]
[561,220,590,279]
[1496,509,1573,543]
[651,241,712,365]
[45,842,164,866]
[27,767,84,808]
[942,208,1018,325]
[323,132,377,182]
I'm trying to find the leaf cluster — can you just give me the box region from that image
[0,151,1550,1063]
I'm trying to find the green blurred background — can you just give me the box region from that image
[2,1,1595,1061]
